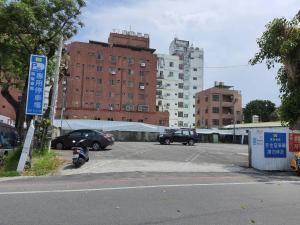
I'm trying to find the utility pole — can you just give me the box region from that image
[233,98,237,144]
[48,36,64,151]
[60,77,67,129]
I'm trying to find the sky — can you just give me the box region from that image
[73,0,300,107]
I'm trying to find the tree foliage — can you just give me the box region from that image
[243,100,278,123]
[250,10,300,129]
[0,0,85,136]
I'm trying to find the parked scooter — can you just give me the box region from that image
[290,152,300,175]
[72,139,89,168]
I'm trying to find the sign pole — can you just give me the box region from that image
[18,54,48,172]
[48,36,64,151]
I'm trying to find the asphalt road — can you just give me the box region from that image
[1,172,300,225]
[57,142,249,175]
[1,143,298,225]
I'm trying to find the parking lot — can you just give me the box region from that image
[57,142,248,175]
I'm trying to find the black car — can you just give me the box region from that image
[0,122,19,149]
[158,128,198,145]
[51,129,114,150]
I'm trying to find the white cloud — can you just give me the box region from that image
[74,0,300,106]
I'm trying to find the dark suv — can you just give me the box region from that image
[158,128,198,145]
[51,129,114,150]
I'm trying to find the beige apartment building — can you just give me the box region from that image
[195,82,242,128]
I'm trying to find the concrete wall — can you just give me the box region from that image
[249,128,294,171]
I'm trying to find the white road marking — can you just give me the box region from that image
[190,153,201,162]
[185,152,200,162]
[0,180,299,196]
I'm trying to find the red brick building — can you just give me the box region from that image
[195,82,242,128]
[0,87,21,121]
[56,31,169,126]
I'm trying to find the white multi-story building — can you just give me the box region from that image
[169,38,204,128]
[156,54,180,127]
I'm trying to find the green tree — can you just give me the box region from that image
[250,10,300,129]
[243,100,278,123]
[0,0,85,137]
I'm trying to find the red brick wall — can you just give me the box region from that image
[0,87,21,120]
[108,32,149,48]
[57,34,168,126]
[195,87,242,128]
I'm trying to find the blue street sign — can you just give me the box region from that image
[25,55,47,115]
[264,132,287,158]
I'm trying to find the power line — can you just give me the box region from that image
[200,62,263,69]
[201,64,249,68]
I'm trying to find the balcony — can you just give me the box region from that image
[157,75,164,79]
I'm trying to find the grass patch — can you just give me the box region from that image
[0,148,21,177]
[23,149,63,176]
[0,148,63,177]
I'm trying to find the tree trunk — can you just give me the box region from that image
[44,85,53,119]
[1,78,30,140]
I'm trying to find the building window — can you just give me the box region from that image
[168,71,173,77]
[140,71,145,79]
[96,78,102,84]
[205,108,208,113]
[178,73,184,79]
[178,102,184,108]
[139,94,145,100]
[212,95,219,101]
[109,67,117,74]
[95,103,100,110]
[95,91,101,96]
[169,62,174,67]
[96,53,103,60]
[128,69,133,76]
[178,111,183,117]
[109,92,114,98]
[212,119,219,126]
[128,57,134,65]
[96,66,102,72]
[193,77,197,80]
[179,64,184,70]
[109,79,116,85]
[212,107,219,113]
[205,96,208,102]
[128,93,134,99]
[128,81,134,88]
[178,121,183,127]
[193,68,197,71]
[125,104,134,111]
[193,86,197,90]
[138,105,149,112]
[110,55,117,64]
[184,114,188,118]
[178,83,184,89]
[108,104,114,110]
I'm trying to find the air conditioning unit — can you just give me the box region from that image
[139,85,145,90]
[111,70,116,75]
[140,62,146,67]
[108,106,113,111]
[125,105,133,111]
